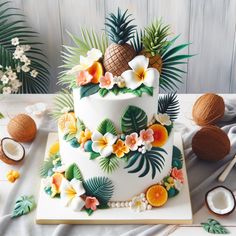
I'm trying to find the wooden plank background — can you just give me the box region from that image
[9,0,236,93]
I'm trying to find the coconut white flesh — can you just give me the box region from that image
[2,139,24,161]
[207,187,235,215]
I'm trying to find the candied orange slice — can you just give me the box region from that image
[149,124,168,147]
[146,184,168,207]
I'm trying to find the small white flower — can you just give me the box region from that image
[20,55,28,63]
[30,70,38,78]
[24,58,31,66]
[2,86,12,94]
[1,75,9,84]
[130,195,147,212]
[7,71,17,81]
[60,178,85,211]
[6,66,12,72]
[87,48,102,62]
[155,113,172,126]
[21,45,31,51]
[144,142,152,151]
[10,79,22,89]
[13,46,24,59]
[21,64,30,72]
[11,37,19,46]
[0,70,3,78]
[174,179,183,191]
[0,65,2,69]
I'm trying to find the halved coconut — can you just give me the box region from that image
[0,138,25,165]
[206,186,236,216]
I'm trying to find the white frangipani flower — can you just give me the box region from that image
[30,70,38,78]
[11,37,19,46]
[130,195,147,212]
[60,178,85,211]
[87,48,102,61]
[155,113,172,126]
[122,55,159,90]
[92,131,117,157]
[1,75,9,84]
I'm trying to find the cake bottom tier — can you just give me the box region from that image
[59,131,174,201]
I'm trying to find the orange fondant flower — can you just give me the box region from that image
[171,167,184,183]
[113,139,129,158]
[77,129,92,145]
[85,196,99,211]
[76,70,93,86]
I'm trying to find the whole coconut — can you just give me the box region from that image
[192,93,225,126]
[7,114,37,142]
[192,126,230,161]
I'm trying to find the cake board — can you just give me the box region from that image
[36,132,193,225]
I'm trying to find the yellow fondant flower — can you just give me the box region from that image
[121,55,159,90]
[113,139,129,158]
[77,129,92,145]
[60,178,85,211]
[92,131,117,157]
[7,170,20,183]
[164,176,175,191]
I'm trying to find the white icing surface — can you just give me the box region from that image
[59,130,173,201]
[73,88,159,132]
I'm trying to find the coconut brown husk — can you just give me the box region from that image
[192,93,225,126]
[192,125,230,161]
[7,114,37,142]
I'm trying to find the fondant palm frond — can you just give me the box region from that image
[99,155,119,174]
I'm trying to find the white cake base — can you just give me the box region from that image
[36,132,193,225]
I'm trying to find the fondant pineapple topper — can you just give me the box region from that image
[59,8,192,98]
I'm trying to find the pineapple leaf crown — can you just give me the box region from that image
[105,8,137,45]
[142,20,171,56]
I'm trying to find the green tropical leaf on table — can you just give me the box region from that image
[97,119,117,136]
[58,29,108,89]
[51,89,74,120]
[99,155,119,173]
[201,218,230,234]
[0,1,50,93]
[121,105,148,135]
[80,83,100,99]
[159,35,193,91]
[12,195,36,218]
[83,176,114,205]
[158,93,180,121]
[125,147,167,179]
[65,163,83,181]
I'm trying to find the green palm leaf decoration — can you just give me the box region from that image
[125,147,167,179]
[99,155,119,173]
[121,105,148,135]
[51,89,74,120]
[58,28,108,89]
[12,195,36,218]
[158,93,180,121]
[40,158,54,177]
[160,36,193,91]
[0,1,49,93]
[98,119,117,136]
[83,176,114,205]
[131,30,143,53]
[201,219,230,234]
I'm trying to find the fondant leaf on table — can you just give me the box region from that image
[201,218,230,234]
[125,147,167,179]
[83,176,114,205]
[98,119,117,136]
[158,93,180,121]
[121,106,148,135]
[12,195,36,218]
[99,155,119,173]
[80,84,100,99]
[65,163,83,181]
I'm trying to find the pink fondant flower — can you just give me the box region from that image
[85,196,99,211]
[140,129,154,144]
[171,167,184,183]
[76,70,93,86]
[99,72,114,89]
[125,133,142,151]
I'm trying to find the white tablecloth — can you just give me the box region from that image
[0,94,235,236]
